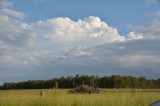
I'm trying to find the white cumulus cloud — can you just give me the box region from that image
[127,32,144,40]
[33,16,126,43]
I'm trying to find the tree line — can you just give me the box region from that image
[0,75,160,90]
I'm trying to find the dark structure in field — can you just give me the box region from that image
[71,85,100,93]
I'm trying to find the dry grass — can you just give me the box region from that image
[0,89,159,106]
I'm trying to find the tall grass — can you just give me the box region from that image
[0,89,159,106]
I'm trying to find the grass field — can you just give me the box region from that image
[0,89,160,106]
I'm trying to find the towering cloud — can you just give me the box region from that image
[33,16,126,43]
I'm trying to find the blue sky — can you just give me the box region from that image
[13,0,159,35]
[0,0,160,84]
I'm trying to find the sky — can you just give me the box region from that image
[0,0,160,84]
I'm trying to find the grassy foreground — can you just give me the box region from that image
[0,89,159,106]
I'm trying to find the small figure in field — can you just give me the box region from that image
[40,91,44,96]
[53,81,59,93]
[55,81,58,89]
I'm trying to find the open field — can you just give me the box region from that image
[0,89,160,106]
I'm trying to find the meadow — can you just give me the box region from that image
[0,89,160,106]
